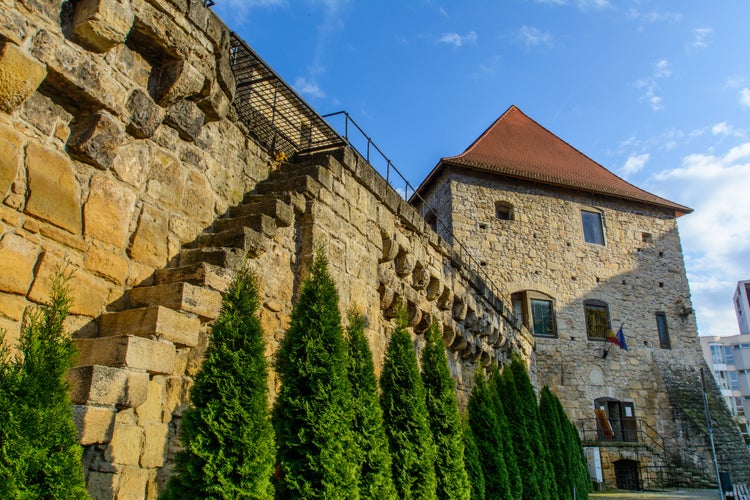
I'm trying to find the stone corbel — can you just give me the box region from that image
[0,42,47,113]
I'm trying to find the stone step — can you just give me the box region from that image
[228,198,294,227]
[178,247,247,268]
[68,365,149,408]
[128,282,222,320]
[213,212,276,236]
[154,262,233,292]
[255,174,324,199]
[99,306,201,347]
[194,225,266,253]
[267,162,332,187]
[76,335,175,375]
[241,191,306,214]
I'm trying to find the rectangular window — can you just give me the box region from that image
[530,299,555,337]
[655,312,671,349]
[711,344,724,364]
[581,210,605,245]
[724,346,735,365]
[585,302,610,340]
[731,371,740,390]
[512,291,557,338]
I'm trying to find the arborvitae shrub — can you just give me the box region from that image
[379,308,437,499]
[161,267,275,499]
[461,416,486,500]
[540,387,570,500]
[273,251,358,498]
[0,270,89,499]
[345,311,396,499]
[421,323,470,500]
[467,370,511,500]
[489,367,522,500]
[509,357,554,499]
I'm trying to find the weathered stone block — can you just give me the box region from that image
[73,404,116,445]
[99,306,201,347]
[0,233,38,295]
[25,142,82,234]
[196,78,229,122]
[0,42,47,113]
[20,91,73,140]
[135,377,164,423]
[104,420,142,465]
[181,169,214,225]
[146,148,184,209]
[84,245,130,284]
[112,141,150,190]
[129,282,222,320]
[85,174,137,247]
[215,50,235,102]
[125,88,164,138]
[73,0,135,52]
[0,292,27,321]
[128,204,168,267]
[116,466,149,499]
[140,423,168,468]
[153,59,205,105]
[68,365,149,407]
[68,111,125,170]
[87,471,118,500]
[0,123,23,197]
[77,335,176,374]
[164,99,204,141]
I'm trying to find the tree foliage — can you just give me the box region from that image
[0,270,89,499]
[467,370,511,500]
[461,417,485,500]
[161,267,275,499]
[273,251,358,498]
[421,322,470,500]
[379,309,437,499]
[345,311,396,499]
[488,368,522,500]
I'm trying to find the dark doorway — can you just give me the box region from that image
[594,397,637,442]
[614,459,641,490]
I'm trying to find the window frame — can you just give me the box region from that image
[495,201,514,221]
[655,311,671,349]
[511,290,558,338]
[581,209,606,246]
[584,299,611,341]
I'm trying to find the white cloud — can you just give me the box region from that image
[654,59,671,78]
[688,27,713,52]
[635,59,671,111]
[621,153,649,176]
[741,88,750,108]
[438,31,478,47]
[712,122,746,138]
[626,8,681,24]
[649,142,750,336]
[577,0,609,9]
[293,77,325,99]
[518,26,553,47]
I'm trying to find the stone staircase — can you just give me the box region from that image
[67,152,326,498]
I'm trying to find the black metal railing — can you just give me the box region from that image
[322,111,510,315]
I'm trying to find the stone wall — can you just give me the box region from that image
[0,1,530,498]
[417,167,750,486]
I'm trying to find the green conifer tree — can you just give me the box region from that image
[421,323,470,500]
[467,370,511,500]
[540,387,570,500]
[161,267,275,499]
[0,270,89,499]
[488,368,522,500]
[379,308,437,499]
[273,251,358,498]
[461,417,485,500]
[345,311,396,499]
[509,357,555,499]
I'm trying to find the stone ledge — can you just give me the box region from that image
[68,365,149,407]
[77,335,176,374]
[0,42,47,113]
[99,306,201,347]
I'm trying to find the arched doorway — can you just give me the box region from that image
[614,459,641,490]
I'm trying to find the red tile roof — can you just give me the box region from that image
[417,105,692,216]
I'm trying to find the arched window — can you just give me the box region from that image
[511,290,557,337]
[584,299,610,340]
[495,201,514,221]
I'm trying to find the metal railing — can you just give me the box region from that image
[322,111,510,317]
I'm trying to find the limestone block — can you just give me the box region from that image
[69,111,125,170]
[73,0,135,52]
[140,423,168,468]
[87,471,118,500]
[21,92,73,140]
[197,79,229,122]
[0,292,27,321]
[125,88,164,139]
[85,246,129,284]
[153,59,205,105]
[72,404,116,445]
[135,377,164,423]
[112,141,150,189]
[164,99,204,142]
[105,420,142,465]
[77,335,176,374]
[99,306,201,347]
[0,233,39,295]
[128,282,222,320]
[0,4,30,46]
[116,466,149,499]
[128,204,168,268]
[215,50,235,102]
[85,174,137,247]
[0,316,20,349]
[146,148,184,209]
[25,142,82,234]
[181,169,214,226]
[68,365,149,407]
[0,123,23,197]
[0,42,47,113]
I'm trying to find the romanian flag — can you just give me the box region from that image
[606,326,628,351]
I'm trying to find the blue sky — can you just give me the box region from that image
[213,0,750,337]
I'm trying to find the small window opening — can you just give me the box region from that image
[642,232,653,243]
[495,201,514,221]
[581,209,605,245]
[656,312,671,349]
